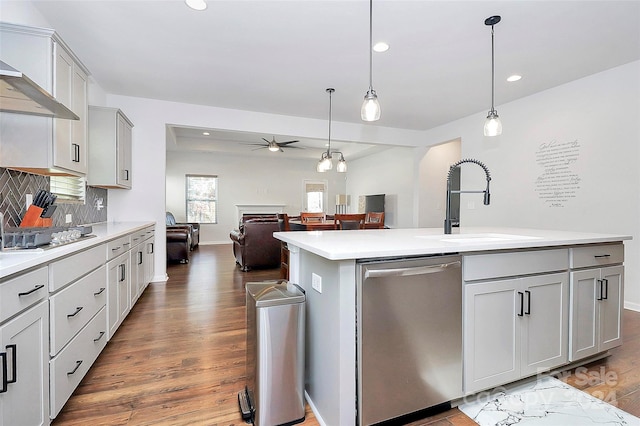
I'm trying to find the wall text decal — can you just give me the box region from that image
[535,139,581,207]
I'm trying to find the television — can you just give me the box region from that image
[364,194,385,213]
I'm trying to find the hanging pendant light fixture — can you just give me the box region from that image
[317,88,347,173]
[484,15,502,137]
[361,0,380,122]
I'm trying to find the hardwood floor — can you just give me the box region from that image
[54,245,640,425]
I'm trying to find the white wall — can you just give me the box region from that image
[419,61,640,310]
[345,147,417,229]
[166,149,346,244]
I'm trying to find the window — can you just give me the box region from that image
[186,174,218,223]
[50,176,86,204]
[303,180,327,213]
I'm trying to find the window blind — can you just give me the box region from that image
[50,176,86,203]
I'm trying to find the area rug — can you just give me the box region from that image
[458,375,639,426]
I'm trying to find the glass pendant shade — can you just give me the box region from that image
[484,110,502,136]
[336,157,347,173]
[361,90,381,121]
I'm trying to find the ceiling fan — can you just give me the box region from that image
[249,137,302,152]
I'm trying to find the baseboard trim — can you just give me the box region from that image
[304,391,327,426]
[624,301,640,312]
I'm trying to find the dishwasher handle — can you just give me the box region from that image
[364,260,461,279]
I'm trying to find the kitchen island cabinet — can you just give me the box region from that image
[274,227,630,426]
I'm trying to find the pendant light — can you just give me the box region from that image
[361,0,380,122]
[484,15,502,136]
[317,88,347,173]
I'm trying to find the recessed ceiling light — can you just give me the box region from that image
[185,0,207,11]
[373,42,389,53]
[202,131,210,136]
[507,74,522,82]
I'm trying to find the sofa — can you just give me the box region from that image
[229,214,281,271]
[166,212,200,263]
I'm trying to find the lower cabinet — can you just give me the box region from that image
[50,307,107,418]
[570,265,624,361]
[0,300,49,426]
[107,252,131,340]
[464,272,569,393]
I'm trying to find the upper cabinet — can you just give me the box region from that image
[0,23,90,176]
[88,106,134,189]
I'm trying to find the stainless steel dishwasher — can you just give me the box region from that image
[356,255,463,425]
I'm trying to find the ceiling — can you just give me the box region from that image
[25,0,640,157]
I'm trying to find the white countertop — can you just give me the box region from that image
[274,227,632,261]
[0,221,154,279]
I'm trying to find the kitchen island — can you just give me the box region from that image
[273,227,631,426]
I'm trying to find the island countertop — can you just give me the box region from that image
[274,227,632,261]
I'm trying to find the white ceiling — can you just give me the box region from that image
[25,0,640,157]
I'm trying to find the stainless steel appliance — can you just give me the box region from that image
[241,280,306,426]
[356,255,463,425]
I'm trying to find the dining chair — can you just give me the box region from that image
[300,212,325,223]
[277,213,291,231]
[334,213,366,230]
[366,212,385,229]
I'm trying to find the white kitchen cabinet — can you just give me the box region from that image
[0,300,49,426]
[0,23,89,176]
[570,267,623,361]
[107,252,131,340]
[143,232,155,288]
[88,106,134,189]
[464,272,569,393]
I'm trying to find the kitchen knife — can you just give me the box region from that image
[33,189,46,207]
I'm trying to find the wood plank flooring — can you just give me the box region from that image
[54,245,640,425]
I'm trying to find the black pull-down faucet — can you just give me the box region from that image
[444,159,492,234]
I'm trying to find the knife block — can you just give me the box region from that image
[19,205,53,228]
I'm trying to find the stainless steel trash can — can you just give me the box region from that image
[239,280,305,426]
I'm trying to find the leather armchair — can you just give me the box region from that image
[229,218,281,271]
[166,212,200,249]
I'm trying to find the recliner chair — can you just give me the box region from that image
[166,212,200,263]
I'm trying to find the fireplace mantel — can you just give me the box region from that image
[235,204,285,223]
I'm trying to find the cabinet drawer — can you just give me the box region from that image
[49,245,105,292]
[0,266,48,323]
[107,235,132,260]
[50,265,107,355]
[463,248,569,281]
[50,307,107,419]
[570,244,624,269]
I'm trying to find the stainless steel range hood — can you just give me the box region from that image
[0,60,79,120]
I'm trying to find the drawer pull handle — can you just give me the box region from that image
[18,284,45,297]
[93,331,106,342]
[67,360,83,375]
[112,246,121,252]
[594,254,611,258]
[67,306,84,318]
[94,287,106,296]
[123,242,130,247]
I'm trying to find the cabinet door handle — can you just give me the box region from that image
[72,143,80,162]
[517,292,524,317]
[5,345,16,385]
[93,331,106,343]
[597,279,604,301]
[594,254,611,258]
[0,352,7,393]
[148,242,154,254]
[67,306,84,318]
[119,264,126,282]
[124,169,130,181]
[18,284,45,297]
[94,287,106,296]
[67,360,83,375]
[525,290,531,315]
[602,278,609,300]
[138,251,143,265]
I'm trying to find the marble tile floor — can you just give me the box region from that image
[459,375,640,426]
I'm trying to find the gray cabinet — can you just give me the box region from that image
[463,249,570,394]
[88,106,134,189]
[0,23,89,176]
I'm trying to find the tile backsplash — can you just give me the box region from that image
[0,167,108,228]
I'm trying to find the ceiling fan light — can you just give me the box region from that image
[361,90,381,121]
[185,0,207,11]
[268,142,280,152]
[484,110,502,136]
